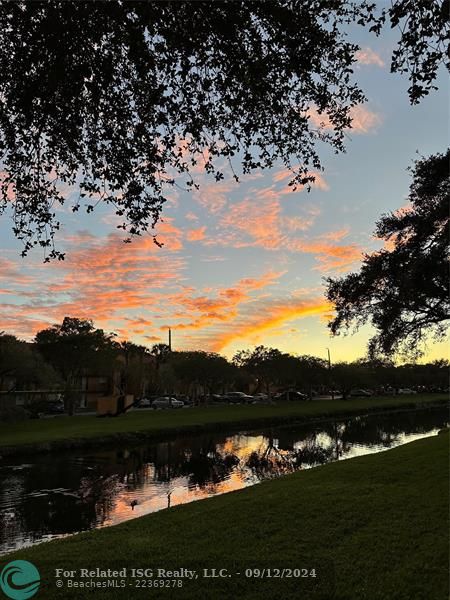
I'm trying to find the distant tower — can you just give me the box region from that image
[168,328,172,351]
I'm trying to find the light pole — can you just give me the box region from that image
[326,348,334,400]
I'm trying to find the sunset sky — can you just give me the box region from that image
[0,24,448,362]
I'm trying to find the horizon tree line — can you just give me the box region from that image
[0,316,448,417]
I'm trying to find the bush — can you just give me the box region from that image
[0,405,30,423]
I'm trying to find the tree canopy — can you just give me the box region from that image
[1,0,448,259]
[170,350,235,400]
[0,332,59,392]
[35,317,118,412]
[35,317,117,377]
[326,149,450,357]
[233,345,292,395]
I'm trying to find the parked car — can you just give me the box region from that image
[397,388,417,395]
[252,392,268,401]
[136,397,153,408]
[381,386,396,396]
[211,394,226,403]
[152,397,184,409]
[225,391,254,404]
[27,399,65,418]
[274,390,308,402]
[175,394,192,405]
[350,389,372,397]
[45,400,65,414]
[325,390,341,397]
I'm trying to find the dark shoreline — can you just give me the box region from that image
[1,399,447,458]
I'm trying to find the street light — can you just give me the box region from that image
[326,348,334,400]
[326,347,331,370]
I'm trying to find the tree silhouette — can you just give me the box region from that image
[1,1,448,259]
[383,0,450,103]
[35,317,117,414]
[0,333,59,393]
[326,150,450,357]
[233,346,285,398]
[169,350,236,404]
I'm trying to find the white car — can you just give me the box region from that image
[152,397,184,409]
[397,388,417,395]
[225,392,254,403]
[252,393,270,403]
[137,397,152,408]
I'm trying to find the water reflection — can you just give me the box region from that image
[0,407,448,554]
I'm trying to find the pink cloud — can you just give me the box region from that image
[290,232,362,273]
[282,215,317,232]
[356,47,385,67]
[0,230,187,341]
[274,169,330,192]
[193,181,235,214]
[308,105,382,135]
[186,226,207,241]
[155,218,184,250]
[349,105,383,134]
[219,198,283,249]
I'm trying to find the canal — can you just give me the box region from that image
[0,406,447,554]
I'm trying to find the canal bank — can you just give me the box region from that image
[2,432,448,600]
[2,406,447,554]
[0,395,447,457]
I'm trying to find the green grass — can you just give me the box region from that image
[2,433,448,599]
[0,394,447,447]
[0,394,447,452]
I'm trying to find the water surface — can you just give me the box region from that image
[0,407,447,554]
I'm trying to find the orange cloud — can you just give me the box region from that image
[124,317,154,328]
[274,169,330,192]
[156,218,184,250]
[193,180,235,214]
[282,207,322,232]
[144,335,162,342]
[186,226,207,241]
[202,198,354,262]
[291,237,362,272]
[0,258,34,284]
[309,173,330,191]
[318,228,350,242]
[272,168,295,183]
[312,245,362,272]
[209,193,319,250]
[204,297,331,353]
[219,198,282,249]
[160,271,284,336]
[0,229,187,341]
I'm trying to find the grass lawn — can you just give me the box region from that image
[2,432,448,599]
[0,394,447,453]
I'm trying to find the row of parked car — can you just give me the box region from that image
[136,396,185,409]
[136,385,444,409]
[135,390,312,409]
[350,387,425,397]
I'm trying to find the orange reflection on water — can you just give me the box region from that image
[97,435,269,529]
[99,470,253,528]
